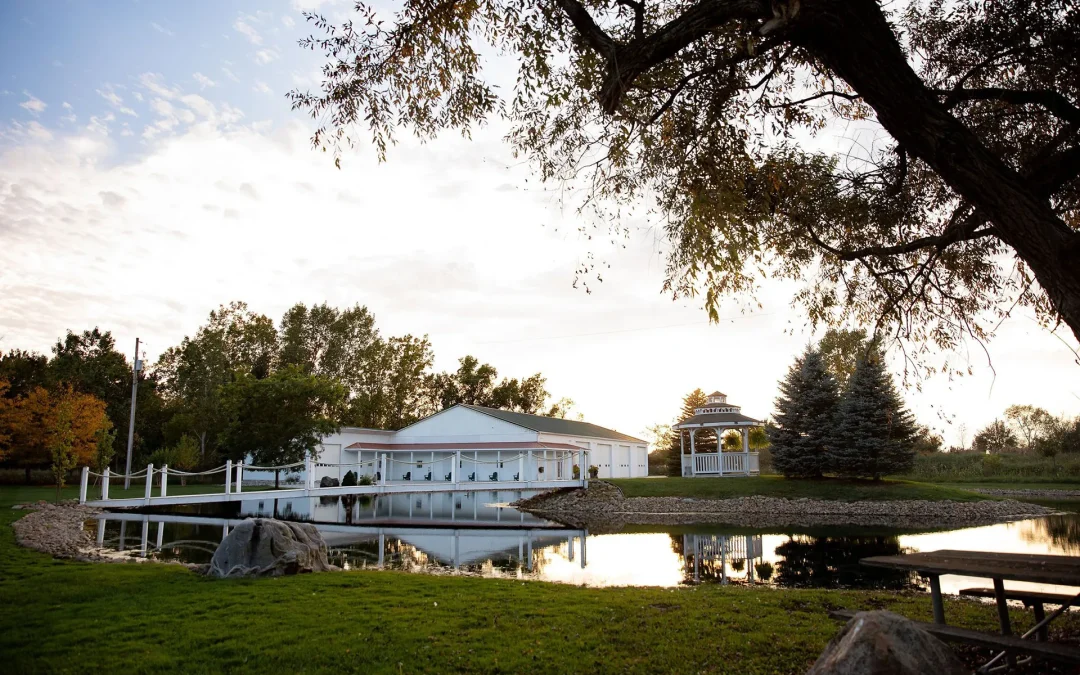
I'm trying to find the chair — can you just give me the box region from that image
[375,472,381,482]
[444,472,453,481]
[513,472,520,481]
[423,471,432,481]
[402,471,411,481]
[468,472,476,481]
[489,471,499,481]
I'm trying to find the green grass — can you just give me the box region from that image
[1,487,1068,674]
[901,452,1080,483]
[934,481,1080,492]
[609,476,989,502]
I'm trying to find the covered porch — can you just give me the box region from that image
[673,391,763,478]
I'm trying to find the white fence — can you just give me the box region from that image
[681,452,760,477]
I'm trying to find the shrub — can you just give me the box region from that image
[572,464,580,479]
[754,561,775,582]
[341,470,357,487]
[588,465,599,479]
[358,474,374,486]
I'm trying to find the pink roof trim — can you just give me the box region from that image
[344,441,586,451]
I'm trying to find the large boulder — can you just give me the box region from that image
[208,519,338,578]
[319,476,340,488]
[807,611,967,675]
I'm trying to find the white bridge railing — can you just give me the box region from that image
[80,449,590,507]
[684,452,760,477]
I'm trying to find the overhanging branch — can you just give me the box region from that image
[934,87,1080,127]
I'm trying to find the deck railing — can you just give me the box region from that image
[684,452,760,477]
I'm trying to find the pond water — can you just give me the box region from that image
[86,491,1080,595]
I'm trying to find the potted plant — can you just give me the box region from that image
[588,465,599,479]
[572,464,581,479]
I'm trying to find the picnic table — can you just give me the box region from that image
[854,550,1080,671]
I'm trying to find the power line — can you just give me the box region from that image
[477,313,775,345]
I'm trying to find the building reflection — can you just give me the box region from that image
[676,534,765,584]
[1022,514,1080,555]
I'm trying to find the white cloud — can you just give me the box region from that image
[119,106,138,117]
[19,91,47,114]
[193,72,217,89]
[26,121,53,141]
[138,72,181,100]
[253,81,273,94]
[98,87,123,107]
[233,19,262,45]
[85,113,115,136]
[150,22,174,37]
[61,102,76,123]
[254,48,280,65]
[282,16,296,28]
[221,67,240,83]
[133,92,144,102]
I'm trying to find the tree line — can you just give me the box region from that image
[0,301,575,486]
[968,405,1080,460]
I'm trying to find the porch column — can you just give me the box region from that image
[689,429,696,476]
[742,426,750,476]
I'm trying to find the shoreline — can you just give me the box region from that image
[514,482,1061,531]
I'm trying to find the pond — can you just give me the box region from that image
[86,491,1080,595]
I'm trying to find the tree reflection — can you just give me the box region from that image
[1022,515,1080,554]
[774,535,915,589]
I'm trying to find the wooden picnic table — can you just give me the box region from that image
[861,549,1080,671]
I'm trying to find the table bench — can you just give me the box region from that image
[958,587,1077,642]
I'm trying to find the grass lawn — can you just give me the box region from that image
[609,476,989,502]
[933,481,1080,492]
[1,486,1067,674]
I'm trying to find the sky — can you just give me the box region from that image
[1,0,1078,447]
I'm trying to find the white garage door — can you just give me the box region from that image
[613,444,632,478]
[595,443,612,478]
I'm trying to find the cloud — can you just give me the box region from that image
[96,85,137,116]
[26,121,53,141]
[61,102,76,123]
[253,81,272,94]
[233,19,262,45]
[19,92,46,114]
[193,72,217,89]
[254,48,280,65]
[138,72,180,100]
[221,67,240,83]
[282,16,296,28]
[150,22,174,37]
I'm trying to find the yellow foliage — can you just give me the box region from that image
[0,381,110,468]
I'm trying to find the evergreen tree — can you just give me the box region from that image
[659,389,718,476]
[769,348,840,478]
[831,357,917,480]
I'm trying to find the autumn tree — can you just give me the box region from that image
[49,397,78,500]
[0,350,49,398]
[1,385,110,482]
[292,1,1080,363]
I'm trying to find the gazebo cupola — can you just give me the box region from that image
[673,389,763,478]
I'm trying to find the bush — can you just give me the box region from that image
[572,464,580,480]
[588,465,599,479]
[358,474,373,486]
[754,561,775,582]
[341,471,357,487]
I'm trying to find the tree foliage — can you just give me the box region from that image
[831,357,918,479]
[291,0,1080,364]
[769,348,840,478]
[1004,404,1056,449]
[973,419,1019,454]
[0,383,111,479]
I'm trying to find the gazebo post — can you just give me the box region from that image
[689,428,696,477]
[679,431,685,476]
[742,426,750,476]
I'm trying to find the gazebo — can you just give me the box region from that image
[673,391,762,477]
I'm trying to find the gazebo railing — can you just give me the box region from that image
[685,451,760,476]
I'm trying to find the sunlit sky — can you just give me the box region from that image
[1,0,1077,446]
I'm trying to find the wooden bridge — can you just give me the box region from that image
[79,450,588,509]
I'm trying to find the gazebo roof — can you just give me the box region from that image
[673,411,762,429]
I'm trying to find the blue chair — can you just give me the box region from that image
[444,471,452,481]
[423,471,432,481]
[468,472,476,481]
[489,471,499,481]
[402,471,411,481]
[513,472,520,481]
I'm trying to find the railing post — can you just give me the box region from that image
[79,466,89,504]
[225,459,233,495]
[526,450,532,484]
[304,456,312,491]
[583,451,589,489]
[518,454,524,482]
[102,468,110,500]
[160,465,168,497]
[380,454,387,486]
[453,451,460,485]
[236,462,243,494]
[144,464,154,501]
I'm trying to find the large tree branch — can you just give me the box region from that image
[804,221,997,262]
[614,0,645,39]
[553,0,616,56]
[934,87,1080,127]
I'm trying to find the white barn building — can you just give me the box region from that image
[245,403,648,485]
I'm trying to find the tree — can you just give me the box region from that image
[0,350,49,398]
[424,355,556,417]
[972,419,1018,454]
[1004,404,1056,450]
[912,426,944,455]
[1,385,109,482]
[831,357,918,479]
[818,329,878,390]
[769,349,840,478]
[293,1,1080,357]
[49,397,77,500]
[219,366,347,488]
[148,435,200,486]
[91,419,117,475]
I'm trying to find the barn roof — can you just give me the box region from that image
[460,405,646,443]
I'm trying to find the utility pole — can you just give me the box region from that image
[124,337,142,490]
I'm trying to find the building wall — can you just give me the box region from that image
[538,433,649,479]
[395,406,538,443]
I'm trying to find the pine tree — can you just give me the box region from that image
[769,348,840,478]
[658,389,717,476]
[831,356,917,480]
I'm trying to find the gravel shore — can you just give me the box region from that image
[11,501,105,560]
[514,482,1059,531]
[968,488,1080,499]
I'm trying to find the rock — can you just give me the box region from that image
[319,476,340,488]
[207,518,338,578]
[12,501,102,558]
[806,611,967,675]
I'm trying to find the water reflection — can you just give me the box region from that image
[86,495,1080,592]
